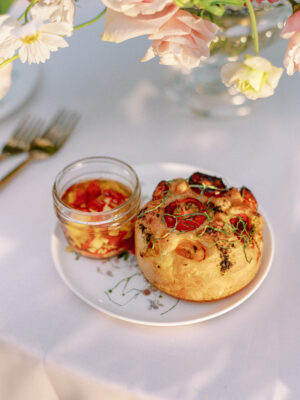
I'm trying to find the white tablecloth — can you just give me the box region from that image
[0,2,300,399]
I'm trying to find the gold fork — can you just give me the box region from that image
[0,109,80,190]
[0,115,43,162]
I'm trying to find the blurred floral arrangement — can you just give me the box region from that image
[0,0,299,101]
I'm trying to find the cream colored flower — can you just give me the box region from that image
[221,55,283,100]
[37,0,76,24]
[0,62,13,100]
[0,11,73,64]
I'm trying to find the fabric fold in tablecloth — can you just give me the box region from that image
[0,338,157,400]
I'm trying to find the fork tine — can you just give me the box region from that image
[42,109,70,142]
[12,115,34,140]
[45,108,73,132]
[42,109,80,146]
[19,118,43,144]
[4,116,43,152]
[44,109,66,132]
[55,113,80,147]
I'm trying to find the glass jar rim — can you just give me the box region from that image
[52,156,140,218]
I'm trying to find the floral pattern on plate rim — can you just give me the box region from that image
[66,247,180,316]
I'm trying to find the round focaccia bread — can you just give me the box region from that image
[135,172,264,302]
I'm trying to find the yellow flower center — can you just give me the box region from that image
[20,32,40,45]
[236,71,267,94]
[237,79,252,92]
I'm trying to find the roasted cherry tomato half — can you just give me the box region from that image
[164,198,206,232]
[152,180,169,200]
[230,214,251,241]
[240,186,257,212]
[188,171,226,197]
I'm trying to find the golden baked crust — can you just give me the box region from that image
[135,172,264,302]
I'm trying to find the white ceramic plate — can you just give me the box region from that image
[51,162,274,326]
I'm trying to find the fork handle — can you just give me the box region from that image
[0,153,9,163]
[0,156,34,190]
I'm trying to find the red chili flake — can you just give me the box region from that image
[86,180,102,198]
[87,198,105,212]
[73,189,88,208]
[104,189,127,206]
[107,230,127,246]
[143,288,151,296]
[81,236,95,250]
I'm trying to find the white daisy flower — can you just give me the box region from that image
[0,15,19,59]
[37,0,76,24]
[0,15,17,41]
[0,12,73,64]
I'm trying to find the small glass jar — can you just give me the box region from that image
[53,156,141,259]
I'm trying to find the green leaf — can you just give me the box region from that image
[117,251,130,261]
[211,0,244,6]
[174,0,225,15]
[174,0,245,16]
[0,0,15,14]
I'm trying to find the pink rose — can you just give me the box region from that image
[101,0,218,69]
[102,4,178,43]
[101,0,175,17]
[141,10,219,69]
[255,0,279,5]
[280,11,300,75]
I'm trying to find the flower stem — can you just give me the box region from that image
[0,54,19,68]
[17,11,26,22]
[73,8,107,32]
[24,0,39,23]
[245,0,259,56]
